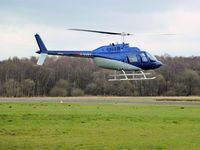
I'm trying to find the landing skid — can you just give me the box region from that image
[108,70,156,81]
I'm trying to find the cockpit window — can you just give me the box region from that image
[140,53,148,62]
[146,52,157,62]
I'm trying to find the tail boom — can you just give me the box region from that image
[35,34,93,65]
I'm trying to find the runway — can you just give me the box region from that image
[0,97,200,106]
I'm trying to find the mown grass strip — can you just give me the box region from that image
[0,102,200,149]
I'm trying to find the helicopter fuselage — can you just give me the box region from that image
[36,43,162,71]
[35,34,162,71]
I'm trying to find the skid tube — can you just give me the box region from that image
[108,70,156,81]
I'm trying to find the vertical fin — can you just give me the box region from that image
[35,34,47,53]
[35,34,48,65]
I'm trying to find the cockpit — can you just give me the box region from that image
[138,52,158,62]
[141,52,162,69]
[145,52,158,62]
[127,51,162,69]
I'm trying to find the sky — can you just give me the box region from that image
[0,0,200,60]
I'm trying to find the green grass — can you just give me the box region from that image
[0,102,200,150]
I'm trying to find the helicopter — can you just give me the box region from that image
[35,29,162,81]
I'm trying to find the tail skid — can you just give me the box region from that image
[37,53,47,65]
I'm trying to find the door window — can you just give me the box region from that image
[128,54,138,62]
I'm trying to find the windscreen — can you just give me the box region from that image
[146,52,157,62]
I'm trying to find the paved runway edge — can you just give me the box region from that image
[0,98,200,106]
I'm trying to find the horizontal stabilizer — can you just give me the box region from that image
[37,53,47,65]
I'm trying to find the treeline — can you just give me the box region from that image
[0,55,200,97]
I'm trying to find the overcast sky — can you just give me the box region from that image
[0,0,200,60]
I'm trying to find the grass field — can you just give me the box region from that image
[0,101,200,150]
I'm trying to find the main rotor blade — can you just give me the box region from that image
[134,33,177,36]
[156,33,176,35]
[68,29,131,36]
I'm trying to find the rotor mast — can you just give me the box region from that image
[121,32,131,43]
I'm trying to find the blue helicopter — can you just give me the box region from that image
[35,29,162,81]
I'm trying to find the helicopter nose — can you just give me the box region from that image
[156,61,163,68]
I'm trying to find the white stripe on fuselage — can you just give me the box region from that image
[93,57,141,71]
